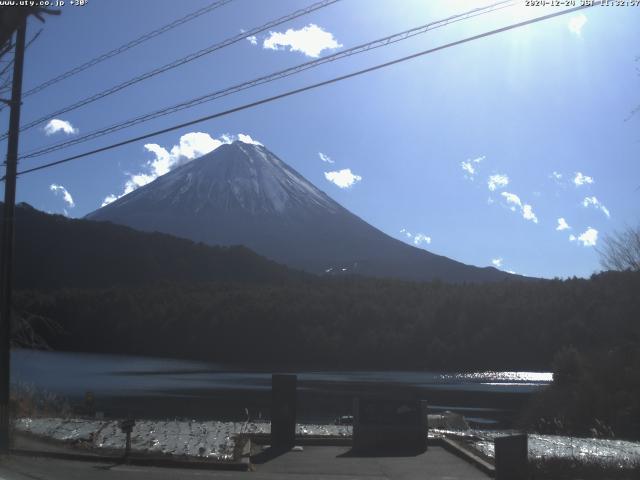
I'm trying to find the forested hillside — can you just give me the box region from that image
[6,203,304,289]
[15,271,640,372]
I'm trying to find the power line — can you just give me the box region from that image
[0,29,43,95]
[17,3,601,177]
[20,0,515,160]
[11,2,598,179]
[11,0,234,101]
[0,0,340,140]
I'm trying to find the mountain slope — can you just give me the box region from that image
[87,141,512,283]
[5,202,302,290]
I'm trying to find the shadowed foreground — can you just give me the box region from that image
[0,446,488,480]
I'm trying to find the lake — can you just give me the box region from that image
[11,349,551,426]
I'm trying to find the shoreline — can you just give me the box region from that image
[61,384,535,427]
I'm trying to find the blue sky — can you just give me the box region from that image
[2,0,639,279]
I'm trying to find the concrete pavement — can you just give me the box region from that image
[0,445,490,479]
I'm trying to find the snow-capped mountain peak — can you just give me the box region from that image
[86,141,512,283]
[117,141,338,216]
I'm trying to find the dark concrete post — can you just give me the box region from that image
[495,434,528,480]
[353,397,427,454]
[271,374,296,449]
[119,418,135,462]
[125,430,132,459]
[420,400,428,447]
[84,391,95,416]
[352,397,360,445]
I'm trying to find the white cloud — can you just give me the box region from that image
[556,217,570,231]
[573,171,594,186]
[324,168,362,188]
[246,35,257,45]
[501,192,538,223]
[101,194,118,207]
[550,171,565,187]
[492,258,503,268]
[144,132,223,178]
[501,191,522,210]
[460,155,484,180]
[413,233,432,246]
[582,196,610,218]
[237,133,263,146]
[461,161,475,176]
[49,184,75,208]
[569,227,598,247]
[400,229,431,247]
[568,13,587,36]
[318,152,334,164]
[522,204,538,223]
[487,174,509,191]
[44,119,78,136]
[101,132,261,207]
[263,24,342,58]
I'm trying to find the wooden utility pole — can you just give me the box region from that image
[0,14,26,452]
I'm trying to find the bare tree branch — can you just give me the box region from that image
[598,225,640,272]
[11,309,62,350]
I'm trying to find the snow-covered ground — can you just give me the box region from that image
[15,418,352,462]
[433,429,640,468]
[15,418,640,467]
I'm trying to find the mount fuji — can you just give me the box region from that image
[86,141,511,283]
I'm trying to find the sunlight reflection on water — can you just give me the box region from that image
[442,371,553,382]
[12,350,553,397]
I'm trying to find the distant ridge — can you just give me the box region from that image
[6,202,302,290]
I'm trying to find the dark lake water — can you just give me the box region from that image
[11,349,551,426]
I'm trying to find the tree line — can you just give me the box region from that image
[15,270,640,373]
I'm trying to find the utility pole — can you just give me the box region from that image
[0,14,26,452]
